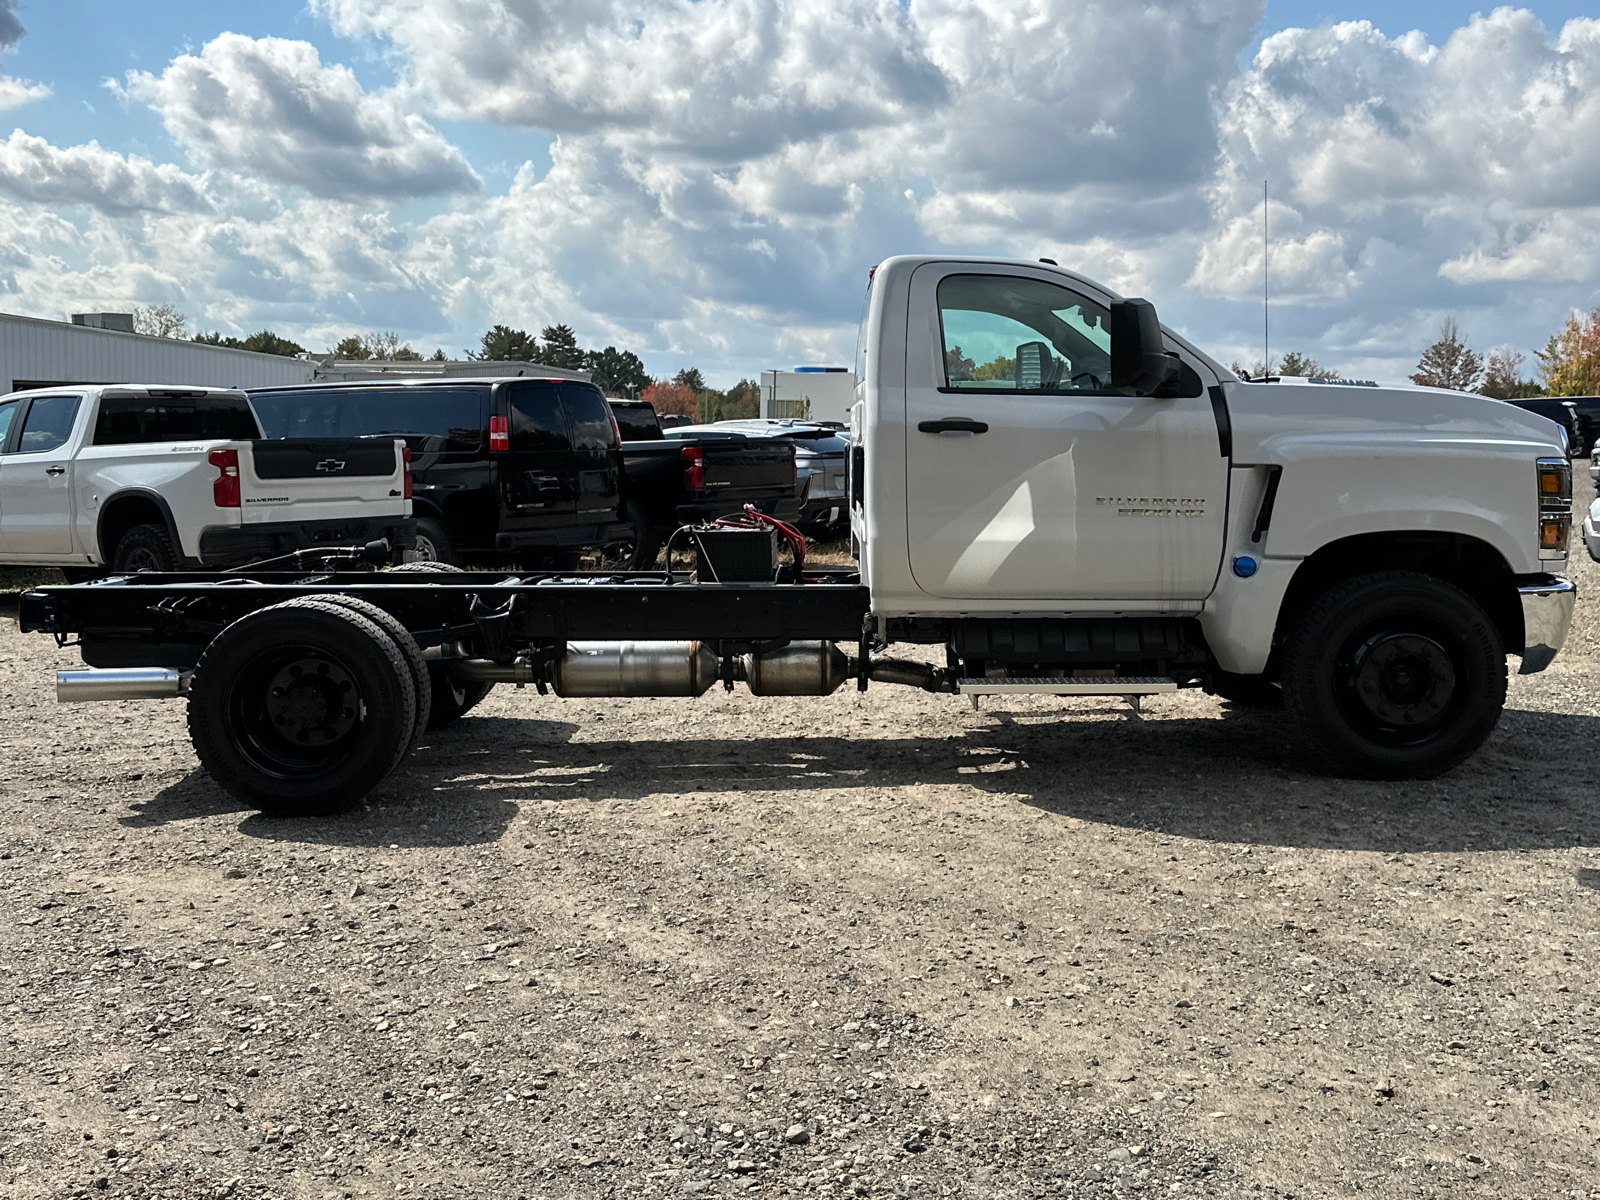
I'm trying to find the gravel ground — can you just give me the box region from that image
[2,484,1599,1200]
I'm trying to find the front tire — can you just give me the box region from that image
[1281,571,1506,779]
[188,599,417,816]
[596,502,659,571]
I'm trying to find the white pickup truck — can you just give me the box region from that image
[18,255,1579,814]
[0,384,414,574]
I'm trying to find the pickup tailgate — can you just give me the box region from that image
[700,438,795,500]
[239,438,408,525]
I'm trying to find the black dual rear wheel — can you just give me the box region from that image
[188,599,417,816]
[1282,571,1506,779]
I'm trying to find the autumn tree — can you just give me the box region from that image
[1536,309,1600,396]
[1411,319,1483,392]
[640,379,698,418]
[133,302,187,339]
[1480,348,1543,399]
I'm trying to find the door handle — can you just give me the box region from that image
[917,418,989,435]
[45,465,65,476]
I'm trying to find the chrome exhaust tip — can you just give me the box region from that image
[56,668,191,703]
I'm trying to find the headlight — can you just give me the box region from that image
[1537,457,1571,558]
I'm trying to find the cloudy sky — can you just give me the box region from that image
[0,0,1596,384]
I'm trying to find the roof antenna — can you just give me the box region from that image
[1262,178,1270,378]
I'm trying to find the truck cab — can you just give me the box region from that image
[852,256,1574,776]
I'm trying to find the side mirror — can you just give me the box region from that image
[1110,298,1181,396]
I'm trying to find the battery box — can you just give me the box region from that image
[694,526,777,582]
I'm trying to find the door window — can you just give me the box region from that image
[15,395,81,453]
[0,399,17,451]
[561,385,617,453]
[506,383,569,452]
[938,274,1113,394]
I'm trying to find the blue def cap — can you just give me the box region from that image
[1232,555,1258,579]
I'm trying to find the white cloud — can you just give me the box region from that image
[0,0,47,110]
[0,2,1597,384]
[120,33,479,199]
[0,130,210,214]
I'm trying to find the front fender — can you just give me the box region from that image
[1255,434,1543,575]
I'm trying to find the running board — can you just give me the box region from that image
[957,676,1178,696]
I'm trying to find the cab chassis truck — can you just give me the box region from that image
[18,257,1578,816]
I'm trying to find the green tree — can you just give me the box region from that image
[972,354,1016,382]
[586,346,650,395]
[726,378,761,419]
[1481,348,1544,399]
[240,330,305,357]
[133,302,188,339]
[945,345,975,381]
[1411,319,1484,392]
[1276,350,1327,377]
[335,335,370,360]
[429,348,447,361]
[536,324,586,370]
[193,331,244,349]
[476,325,536,361]
[673,367,706,394]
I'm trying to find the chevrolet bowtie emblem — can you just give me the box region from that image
[315,459,346,472]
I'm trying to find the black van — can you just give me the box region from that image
[249,377,629,566]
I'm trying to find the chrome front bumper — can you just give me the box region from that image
[1518,576,1577,674]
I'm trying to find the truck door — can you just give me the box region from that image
[501,380,577,526]
[0,393,82,559]
[904,264,1228,601]
[559,383,622,522]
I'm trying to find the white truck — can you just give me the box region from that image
[19,256,1576,815]
[0,384,414,575]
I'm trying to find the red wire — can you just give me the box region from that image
[713,505,807,579]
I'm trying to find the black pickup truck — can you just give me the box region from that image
[608,400,799,565]
[248,381,798,569]
[250,377,631,566]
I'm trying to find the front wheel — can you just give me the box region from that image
[409,518,457,566]
[1281,571,1506,779]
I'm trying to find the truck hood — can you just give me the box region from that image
[1226,377,1568,462]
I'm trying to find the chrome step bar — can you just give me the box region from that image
[958,676,1178,696]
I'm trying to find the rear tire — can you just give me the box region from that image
[596,502,659,571]
[425,668,493,730]
[113,524,179,573]
[409,518,457,566]
[299,595,431,751]
[385,561,495,726]
[187,599,417,816]
[1281,571,1505,779]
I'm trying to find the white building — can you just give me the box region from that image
[760,368,856,425]
[0,310,589,395]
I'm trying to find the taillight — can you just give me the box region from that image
[209,448,240,508]
[681,445,705,490]
[402,446,413,500]
[489,415,509,452]
[609,412,622,447]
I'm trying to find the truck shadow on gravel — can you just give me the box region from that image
[128,706,1599,854]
